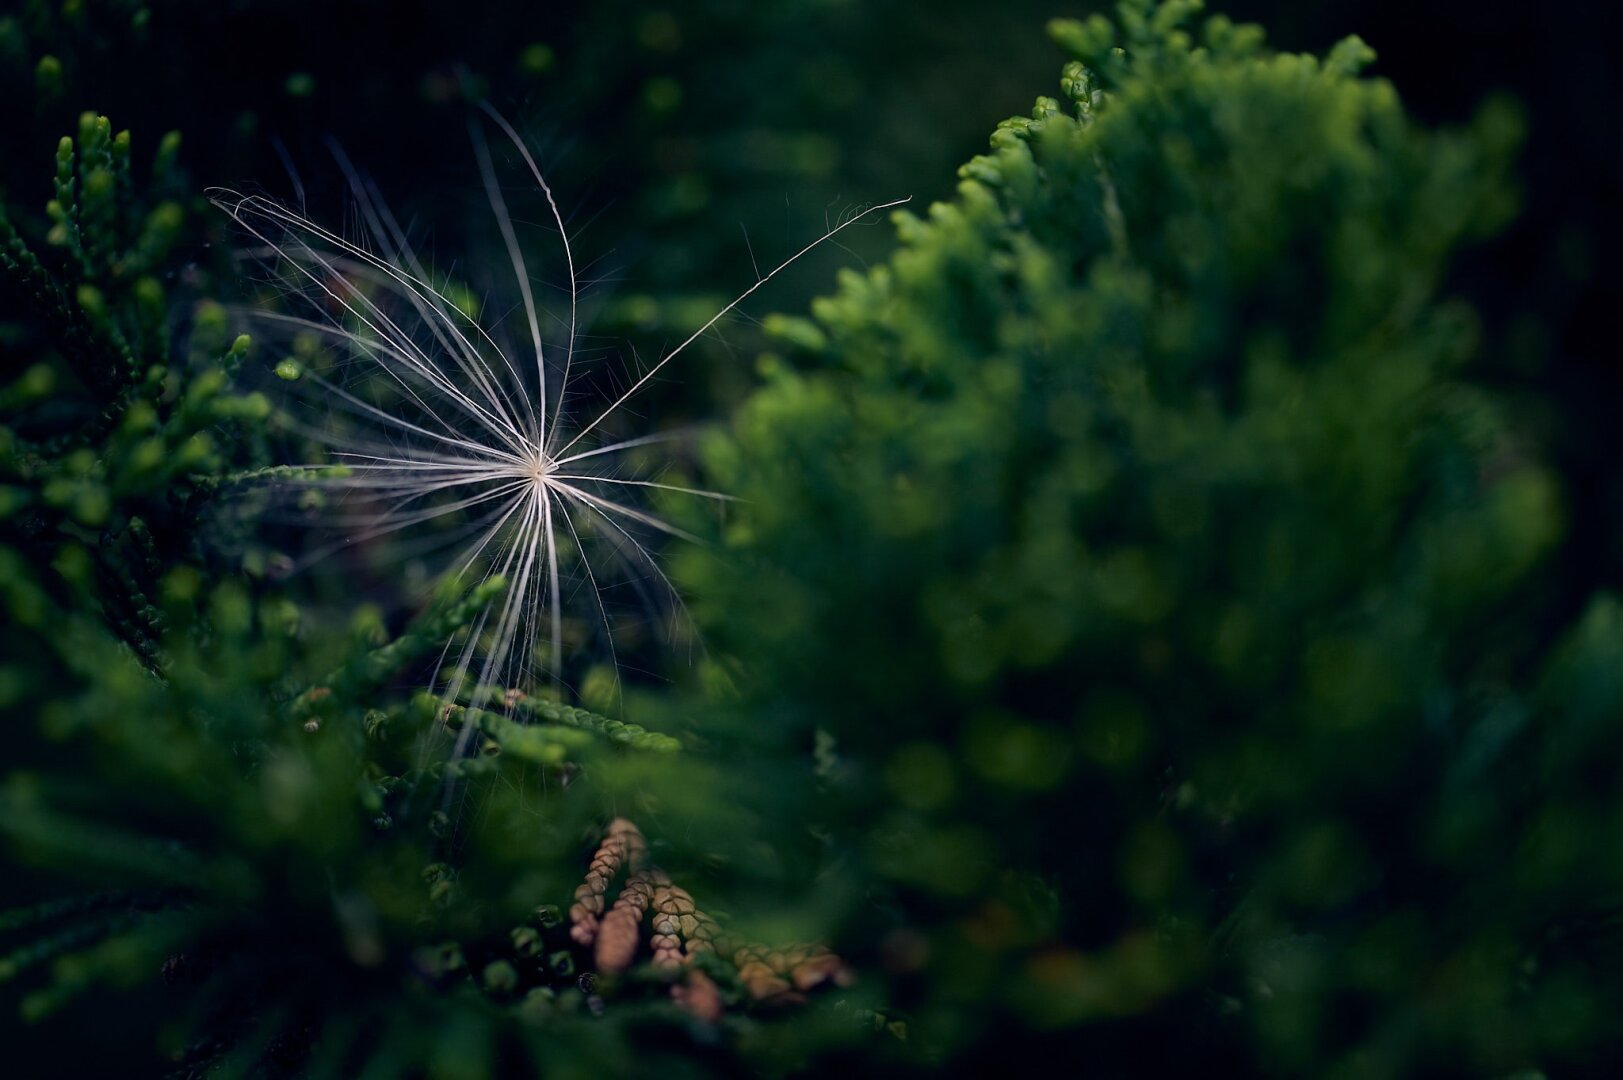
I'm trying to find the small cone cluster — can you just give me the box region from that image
[566,818,854,1020]
[730,943,853,1005]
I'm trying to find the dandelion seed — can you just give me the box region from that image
[211,109,907,732]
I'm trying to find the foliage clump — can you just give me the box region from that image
[675,1,1622,1073]
[0,114,836,1078]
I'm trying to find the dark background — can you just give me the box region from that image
[6,1,1618,584]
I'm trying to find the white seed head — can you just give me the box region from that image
[211,106,906,724]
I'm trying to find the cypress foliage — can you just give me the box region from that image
[0,114,815,1077]
[672,1,1621,1073]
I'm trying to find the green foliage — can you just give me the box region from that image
[0,110,247,668]
[673,1,1622,1072]
[0,114,778,1077]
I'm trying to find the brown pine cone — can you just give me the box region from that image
[671,968,725,1024]
[569,818,647,946]
[594,869,656,974]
